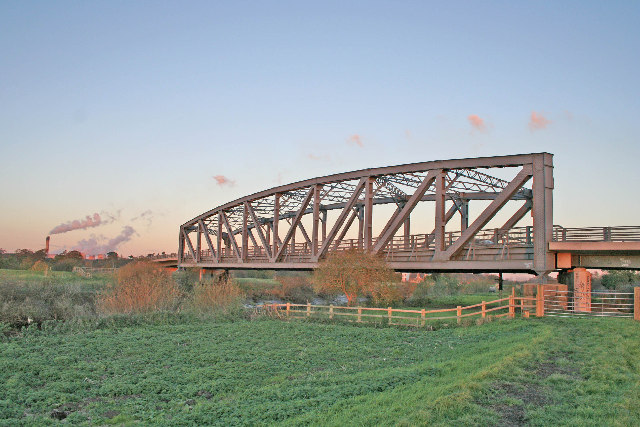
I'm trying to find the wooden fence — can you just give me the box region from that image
[258,286,640,326]
[258,289,527,327]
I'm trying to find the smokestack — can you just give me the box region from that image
[45,236,50,256]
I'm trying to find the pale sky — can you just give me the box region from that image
[1,1,639,256]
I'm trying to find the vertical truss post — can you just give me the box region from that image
[357,205,364,250]
[178,228,185,264]
[312,185,322,257]
[216,213,222,261]
[266,222,271,248]
[272,193,280,259]
[532,153,554,274]
[196,224,202,262]
[404,215,410,250]
[321,209,327,242]
[460,199,469,231]
[434,169,446,254]
[242,203,248,262]
[364,177,374,251]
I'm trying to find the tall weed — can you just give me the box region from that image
[98,262,180,314]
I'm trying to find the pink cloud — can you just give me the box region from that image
[213,175,235,186]
[529,111,551,131]
[347,134,363,147]
[467,114,486,131]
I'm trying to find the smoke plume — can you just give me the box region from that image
[347,134,364,147]
[131,210,154,226]
[529,111,551,131]
[50,213,102,235]
[72,226,136,255]
[213,175,235,186]
[467,114,486,131]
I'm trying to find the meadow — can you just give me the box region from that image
[1,316,639,426]
[1,268,639,426]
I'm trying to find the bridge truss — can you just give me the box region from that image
[179,153,554,274]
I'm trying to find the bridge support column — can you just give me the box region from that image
[573,267,592,312]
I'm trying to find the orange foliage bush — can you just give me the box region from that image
[98,261,180,314]
[192,280,244,312]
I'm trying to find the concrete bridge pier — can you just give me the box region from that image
[199,268,229,283]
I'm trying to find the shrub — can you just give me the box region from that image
[191,280,244,314]
[270,275,315,303]
[312,249,398,305]
[98,262,180,314]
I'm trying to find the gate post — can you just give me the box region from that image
[634,287,640,322]
[536,284,545,317]
[509,288,515,318]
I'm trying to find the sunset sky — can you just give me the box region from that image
[1,1,639,256]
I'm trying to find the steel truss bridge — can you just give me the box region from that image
[177,153,640,275]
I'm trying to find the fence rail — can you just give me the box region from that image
[256,293,523,327]
[257,287,640,326]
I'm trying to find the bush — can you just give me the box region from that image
[270,275,316,303]
[172,268,200,293]
[191,280,244,314]
[98,262,180,314]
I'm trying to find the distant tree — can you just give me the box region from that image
[33,249,47,261]
[601,270,640,290]
[107,251,118,260]
[312,249,398,306]
[66,250,84,260]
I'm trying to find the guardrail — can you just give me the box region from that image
[552,226,640,242]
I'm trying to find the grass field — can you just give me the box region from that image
[2,315,639,426]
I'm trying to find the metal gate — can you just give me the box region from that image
[543,288,635,318]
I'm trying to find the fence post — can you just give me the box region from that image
[421,309,426,327]
[536,284,545,317]
[357,307,362,323]
[481,301,486,318]
[306,302,311,318]
[457,306,462,324]
[509,288,515,318]
[635,287,640,322]
[388,307,392,324]
[330,304,334,320]
[286,302,290,317]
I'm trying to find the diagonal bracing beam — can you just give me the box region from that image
[373,170,438,253]
[245,202,272,259]
[314,177,367,261]
[274,187,314,262]
[220,211,242,261]
[198,220,217,262]
[434,165,533,261]
[182,228,197,261]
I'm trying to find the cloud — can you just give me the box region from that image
[213,175,235,186]
[529,111,551,131]
[347,134,363,147]
[49,213,103,235]
[467,114,487,131]
[72,226,137,255]
[131,209,154,227]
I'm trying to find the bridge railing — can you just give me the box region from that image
[552,226,640,242]
[185,226,537,264]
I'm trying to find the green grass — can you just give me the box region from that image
[1,316,639,426]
